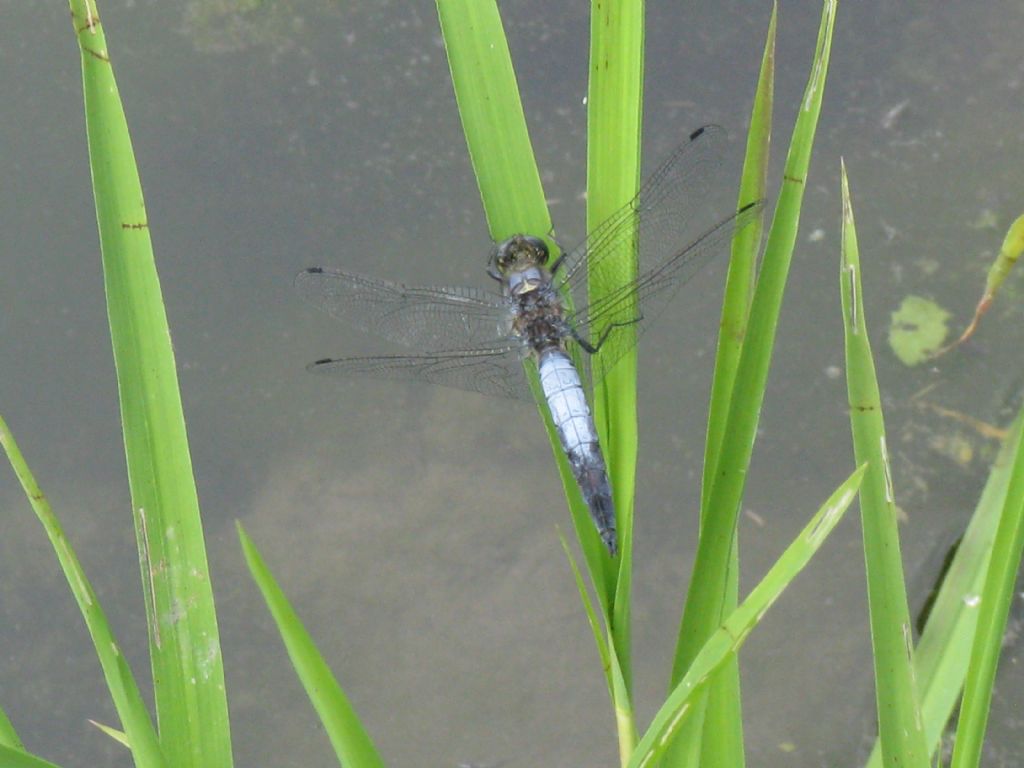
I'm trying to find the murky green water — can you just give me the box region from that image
[2,2,1022,765]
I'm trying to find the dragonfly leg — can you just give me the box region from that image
[547,230,571,276]
[571,315,642,355]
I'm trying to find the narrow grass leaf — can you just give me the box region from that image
[950,408,1024,768]
[631,464,865,768]
[0,745,64,768]
[610,642,637,768]
[436,0,617,608]
[558,531,612,693]
[0,706,22,750]
[666,1,836,763]
[702,2,775,511]
[841,162,929,768]
[66,3,231,765]
[436,0,549,241]
[585,0,645,736]
[239,524,386,768]
[89,720,130,748]
[698,7,775,765]
[863,406,1024,767]
[0,415,165,768]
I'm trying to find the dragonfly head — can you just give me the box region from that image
[490,235,550,294]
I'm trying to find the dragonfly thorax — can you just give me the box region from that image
[505,265,546,296]
[509,280,566,353]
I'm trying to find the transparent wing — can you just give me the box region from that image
[556,125,728,298]
[569,200,765,384]
[306,344,532,401]
[295,267,511,350]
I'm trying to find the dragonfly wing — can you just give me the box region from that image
[295,267,510,350]
[569,200,764,384]
[307,343,533,401]
[556,125,729,297]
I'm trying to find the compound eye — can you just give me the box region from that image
[494,241,512,271]
[525,236,549,265]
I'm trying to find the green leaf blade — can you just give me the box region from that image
[436,0,622,679]
[67,2,231,765]
[0,415,166,768]
[840,162,929,768]
[698,7,775,766]
[0,743,66,768]
[864,407,1024,767]
[632,465,864,768]
[586,0,645,727]
[950,408,1024,768]
[436,0,549,242]
[702,2,776,506]
[239,525,386,768]
[666,3,836,764]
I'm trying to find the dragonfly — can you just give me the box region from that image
[296,125,763,556]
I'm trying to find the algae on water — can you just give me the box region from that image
[888,295,950,366]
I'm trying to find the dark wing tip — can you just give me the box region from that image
[294,266,325,290]
[689,123,724,142]
[737,197,768,218]
[308,358,335,371]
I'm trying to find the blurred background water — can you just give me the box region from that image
[1,1,1023,766]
